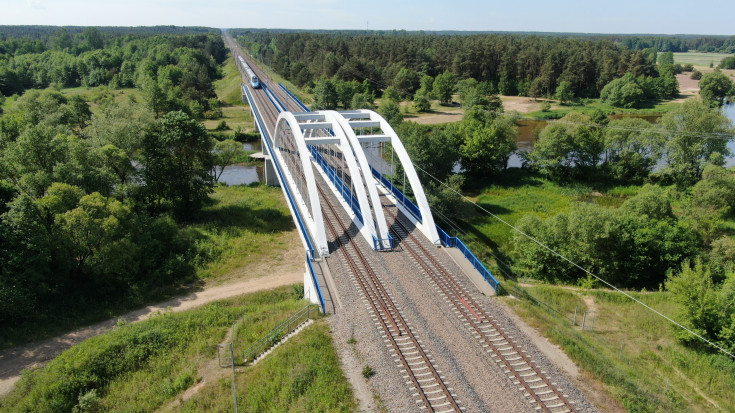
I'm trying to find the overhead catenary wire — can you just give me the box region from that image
[413,163,735,360]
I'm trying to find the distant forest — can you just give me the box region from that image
[235,31,673,99]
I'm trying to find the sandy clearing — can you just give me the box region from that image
[674,69,735,102]
[0,270,303,396]
[407,95,552,125]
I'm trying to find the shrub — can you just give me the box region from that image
[362,365,375,379]
[215,120,229,131]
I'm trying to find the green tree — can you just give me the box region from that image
[666,259,724,347]
[51,28,72,51]
[212,139,246,183]
[412,92,431,112]
[603,117,661,182]
[379,100,403,127]
[336,80,360,109]
[312,78,338,110]
[554,80,574,104]
[382,86,401,103]
[528,77,544,100]
[691,164,735,213]
[710,237,735,282]
[82,27,104,50]
[350,92,373,110]
[658,51,674,66]
[657,99,734,185]
[86,101,154,190]
[528,112,603,179]
[458,116,518,176]
[699,71,735,106]
[432,71,456,104]
[398,122,461,182]
[720,56,735,70]
[600,73,645,108]
[392,68,419,98]
[456,78,479,104]
[142,111,214,219]
[142,78,168,118]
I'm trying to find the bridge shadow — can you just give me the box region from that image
[327,216,363,254]
[194,202,295,234]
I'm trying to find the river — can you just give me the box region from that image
[217,141,264,186]
[509,107,735,168]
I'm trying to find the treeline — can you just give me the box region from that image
[0,25,216,41]
[237,32,663,100]
[619,35,735,53]
[0,27,227,114]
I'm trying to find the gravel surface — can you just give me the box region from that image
[319,167,599,412]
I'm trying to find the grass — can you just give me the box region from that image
[0,286,339,412]
[504,282,735,412]
[179,320,356,412]
[203,54,256,133]
[673,52,734,68]
[191,184,298,280]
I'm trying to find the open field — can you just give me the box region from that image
[0,287,356,412]
[503,282,735,412]
[673,52,734,68]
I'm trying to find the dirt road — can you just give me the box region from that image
[0,271,303,396]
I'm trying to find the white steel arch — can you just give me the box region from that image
[324,111,392,247]
[274,112,329,257]
[300,111,385,245]
[336,109,441,245]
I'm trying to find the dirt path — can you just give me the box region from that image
[0,271,303,396]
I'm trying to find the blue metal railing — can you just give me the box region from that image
[243,85,325,312]
[278,84,498,290]
[262,84,287,113]
[310,147,363,224]
[436,227,499,291]
[279,83,310,112]
[305,251,325,311]
[369,165,423,220]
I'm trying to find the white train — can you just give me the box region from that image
[238,55,260,88]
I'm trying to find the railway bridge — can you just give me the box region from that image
[225,34,590,413]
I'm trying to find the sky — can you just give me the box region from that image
[0,0,733,36]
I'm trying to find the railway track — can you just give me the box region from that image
[383,204,576,413]
[318,183,463,413]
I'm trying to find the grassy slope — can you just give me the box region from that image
[193,184,299,280]
[202,54,256,132]
[0,287,352,412]
[504,283,735,412]
[179,321,356,412]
